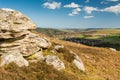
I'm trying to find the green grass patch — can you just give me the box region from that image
[42,49,53,56]
[98,35,120,44]
[77,34,85,38]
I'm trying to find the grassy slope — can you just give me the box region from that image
[0,30,120,80]
[50,38,120,80]
[35,29,120,79]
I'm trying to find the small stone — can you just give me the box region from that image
[109,48,116,51]
[54,45,64,50]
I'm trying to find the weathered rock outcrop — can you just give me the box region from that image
[0,8,51,67]
[0,8,35,39]
[0,8,85,71]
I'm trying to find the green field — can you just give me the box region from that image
[36,28,120,50]
[77,29,120,43]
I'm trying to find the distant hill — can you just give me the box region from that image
[36,28,120,38]
[36,28,67,38]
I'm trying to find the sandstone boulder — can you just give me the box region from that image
[45,55,65,70]
[0,8,51,57]
[73,58,85,72]
[0,8,36,39]
[0,8,51,66]
[70,51,85,72]
[0,50,29,67]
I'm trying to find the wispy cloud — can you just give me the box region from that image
[101,4,120,14]
[106,0,119,2]
[83,4,120,15]
[43,1,61,10]
[64,2,81,16]
[101,0,119,4]
[69,8,81,16]
[84,15,94,19]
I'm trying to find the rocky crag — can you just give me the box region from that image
[0,8,85,71]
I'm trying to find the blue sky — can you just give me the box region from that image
[0,0,120,28]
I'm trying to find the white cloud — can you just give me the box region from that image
[83,4,120,15]
[84,16,94,19]
[68,13,74,16]
[101,4,120,14]
[106,0,119,2]
[68,8,81,16]
[84,6,98,14]
[43,1,61,10]
[64,2,81,16]
[64,2,80,8]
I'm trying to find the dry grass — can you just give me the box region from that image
[50,37,120,80]
[95,29,120,35]
[0,32,120,80]
[0,62,79,80]
[34,32,120,79]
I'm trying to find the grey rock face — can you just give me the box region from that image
[45,55,65,70]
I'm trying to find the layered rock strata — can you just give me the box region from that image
[0,8,51,67]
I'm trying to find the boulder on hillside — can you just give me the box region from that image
[109,48,116,51]
[45,55,65,70]
[70,51,85,72]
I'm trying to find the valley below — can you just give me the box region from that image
[37,28,120,50]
